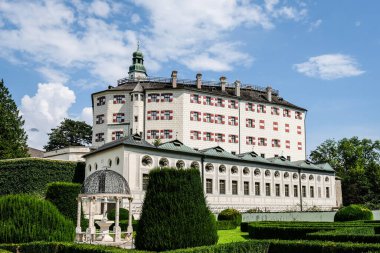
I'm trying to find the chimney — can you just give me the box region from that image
[234,80,241,97]
[266,86,272,102]
[196,73,202,89]
[171,70,178,88]
[220,76,227,92]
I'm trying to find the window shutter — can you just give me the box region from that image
[147,111,151,120]
[286,140,290,149]
[113,113,116,123]
[190,112,194,121]
[210,114,214,123]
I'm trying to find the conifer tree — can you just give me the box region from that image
[0,79,29,159]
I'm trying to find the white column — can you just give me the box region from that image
[114,197,121,242]
[87,197,96,242]
[127,197,133,234]
[75,197,82,241]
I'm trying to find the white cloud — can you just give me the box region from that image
[0,0,308,82]
[21,83,76,149]
[36,67,69,83]
[80,107,93,125]
[308,19,322,32]
[294,54,365,80]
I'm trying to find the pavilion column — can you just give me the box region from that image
[127,197,133,234]
[75,197,82,241]
[114,197,121,242]
[87,197,96,242]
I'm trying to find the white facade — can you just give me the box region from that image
[84,138,338,218]
[44,146,90,161]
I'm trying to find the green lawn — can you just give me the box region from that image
[217,227,249,244]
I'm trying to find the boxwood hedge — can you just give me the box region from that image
[334,205,373,222]
[0,158,85,196]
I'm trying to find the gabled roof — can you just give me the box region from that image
[238,151,270,164]
[267,156,295,166]
[199,146,238,159]
[131,81,144,93]
[315,162,335,172]
[158,140,200,155]
[291,160,335,172]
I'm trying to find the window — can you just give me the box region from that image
[302,186,306,197]
[294,185,298,197]
[163,111,171,120]
[230,135,238,143]
[206,132,212,141]
[283,109,290,117]
[247,103,254,111]
[265,183,271,196]
[114,95,125,104]
[216,98,223,107]
[95,133,104,142]
[149,94,159,102]
[151,111,159,120]
[219,180,226,194]
[219,165,226,173]
[285,184,289,197]
[243,167,250,175]
[244,182,249,195]
[274,171,280,178]
[205,113,212,123]
[192,111,201,121]
[275,184,280,196]
[326,187,330,198]
[255,182,261,196]
[205,163,214,172]
[176,160,185,169]
[134,116,138,122]
[231,151,236,155]
[272,107,279,115]
[258,104,265,113]
[159,158,169,167]
[247,136,255,145]
[231,166,238,174]
[163,130,171,139]
[232,181,238,195]
[142,156,153,166]
[260,153,265,158]
[190,161,199,169]
[246,119,254,128]
[206,179,213,194]
[295,111,302,119]
[194,131,201,140]
[318,187,322,198]
[96,114,105,124]
[272,139,280,148]
[151,130,159,139]
[287,156,291,161]
[230,100,237,109]
[142,174,149,191]
[206,96,211,105]
[230,116,238,126]
[258,138,266,146]
[113,131,123,140]
[192,94,200,103]
[216,133,223,142]
[162,93,173,102]
[97,96,106,106]
[216,115,223,124]
[113,113,125,123]
[310,186,314,198]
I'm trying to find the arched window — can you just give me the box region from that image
[231,166,238,174]
[142,155,153,166]
[205,163,214,172]
[108,159,112,167]
[284,172,289,178]
[274,171,280,178]
[301,174,306,180]
[293,173,298,179]
[265,170,271,177]
[190,161,200,169]
[219,165,226,173]
[88,164,92,172]
[159,158,169,167]
[243,167,250,175]
[176,160,185,169]
[95,163,98,170]
[115,157,120,165]
[254,169,261,176]
[309,175,314,180]
[325,176,330,182]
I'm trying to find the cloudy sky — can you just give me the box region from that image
[0,0,379,154]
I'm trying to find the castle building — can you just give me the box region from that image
[91,48,306,161]
[85,49,341,215]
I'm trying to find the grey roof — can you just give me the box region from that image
[82,169,131,195]
[291,160,335,172]
[28,147,44,158]
[132,81,144,93]
[238,151,270,164]
[199,146,238,159]
[94,80,306,111]
[158,140,200,154]
[267,156,295,166]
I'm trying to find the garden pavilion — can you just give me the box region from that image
[76,169,134,248]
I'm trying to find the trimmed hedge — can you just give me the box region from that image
[0,194,74,243]
[165,241,269,253]
[135,168,218,251]
[217,208,242,227]
[0,158,85,196]
[306,233,380,243]
[334,205,373,222]
[216,220,237,230]
[46,182,82,222]
[240,222,249,232]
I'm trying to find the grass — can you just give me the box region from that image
[217,227,249,244]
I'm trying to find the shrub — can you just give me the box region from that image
[0,158,85,196]
[218,208,242,226]
[0,194,74,243]
[240,222,249,232]
[107,207,134,221]
[45,182,81,222]
[135,168,218,251]
[216,220,237,230]
[334,204,373,222]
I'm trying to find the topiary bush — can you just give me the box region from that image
[334,204,373,222]
[135,167,218,251]
[0,194,75,243]
[217,208,242,226]
[0,158,85,196]
[45,182,81,222]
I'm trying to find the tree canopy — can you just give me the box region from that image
[310,137,380,207]
[44,118,92,151]
[0,79,29,159]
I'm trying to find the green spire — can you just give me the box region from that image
[128,42,147,78]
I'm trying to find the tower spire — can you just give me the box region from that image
[128,42,147,80]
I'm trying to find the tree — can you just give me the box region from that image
[310,137,380,206]
[0,79,29,159]
[44,118,92,151]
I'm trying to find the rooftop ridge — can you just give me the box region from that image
[117,76,279,96]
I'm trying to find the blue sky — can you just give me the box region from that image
[0,0,379,153]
